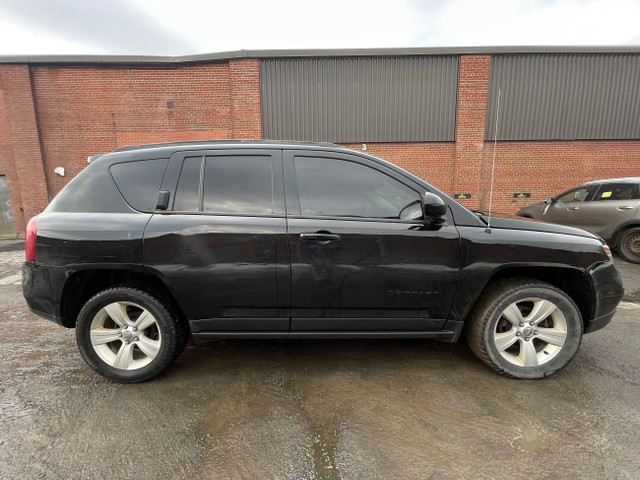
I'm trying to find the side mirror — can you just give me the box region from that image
[422,192,447,224]
[544,197,555,205]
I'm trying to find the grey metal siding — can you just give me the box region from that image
[260,57,458,143]
[486,54,640,140]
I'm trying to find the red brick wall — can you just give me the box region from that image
[30,62,238,198]
[341,143,456,193]
[0,65,49,234]
[229,59,261,139]
[484,141,640,215]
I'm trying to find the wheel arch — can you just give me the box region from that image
[611,221,640,247]
[466,266,594,332]
[60,268,187,329]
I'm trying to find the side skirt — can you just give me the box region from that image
[191,329,460,344]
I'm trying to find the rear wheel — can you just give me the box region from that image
[466,279,583,379]
[76,287,185,382]
[618,227,640,264]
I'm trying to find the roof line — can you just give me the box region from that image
[1,45,639,66]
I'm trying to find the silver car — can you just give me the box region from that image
[517,177,640,263]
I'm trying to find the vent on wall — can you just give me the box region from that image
[486,54,640,141]
[260,56,459,143]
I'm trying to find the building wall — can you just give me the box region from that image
[0,65,49,234]
[0,54,639,235]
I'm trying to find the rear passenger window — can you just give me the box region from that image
[172,155,274,215]
[203,156,273,214]
[593,184,639,201]
[110,159,168,211]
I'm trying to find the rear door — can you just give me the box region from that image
[284,149,460,332]
[574,182,640,239]
[143,149,290,333]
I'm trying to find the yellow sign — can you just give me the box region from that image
[601,191,612,198]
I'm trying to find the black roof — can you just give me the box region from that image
[88,139,347,163]
[112,139,344,153]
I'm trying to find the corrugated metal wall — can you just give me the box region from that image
[260,56,458,143]
[486,54,640,140]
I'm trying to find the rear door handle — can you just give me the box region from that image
[300,233,342,242]
[617,206,634,211]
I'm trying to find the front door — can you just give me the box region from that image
[284,150,460,332]
[541,185,597,227]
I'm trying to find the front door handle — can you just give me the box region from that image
[617,206,634,211]
[567,206,580,211]
[300,233,342,242]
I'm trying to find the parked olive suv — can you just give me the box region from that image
[516,178,640,264]
[23,141,623,382]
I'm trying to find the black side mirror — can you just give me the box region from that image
[422,192,447,225]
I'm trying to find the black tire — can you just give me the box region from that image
[466,279,583,379]
[76,287,185,382]
[617,227,640,264]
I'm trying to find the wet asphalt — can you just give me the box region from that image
[0,243,639,480]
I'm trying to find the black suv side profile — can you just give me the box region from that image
[23,141,623,382]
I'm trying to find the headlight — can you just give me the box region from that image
[602,244,613,260]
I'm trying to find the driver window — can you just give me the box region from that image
[556,186,594,203]
[294,157,421,219]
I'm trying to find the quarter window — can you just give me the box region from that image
[294,157,420,219]
[110,159,168,212]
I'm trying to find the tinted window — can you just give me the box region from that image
[556,186,595,203]
[173,157,202,211]
[294,157,419,219]
[593,183,639,201]
[203,156,273,215]
[110,159,168,211]
[46,163,131,214]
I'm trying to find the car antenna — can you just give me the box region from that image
[486,88,501,233]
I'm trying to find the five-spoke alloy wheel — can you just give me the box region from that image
[467,279,583,379]
[76,287,185,382]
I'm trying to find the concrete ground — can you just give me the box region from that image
[0,241,638,480]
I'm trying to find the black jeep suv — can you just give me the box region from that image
[23,141,623,382]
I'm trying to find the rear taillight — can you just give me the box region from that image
[25,215,39,261]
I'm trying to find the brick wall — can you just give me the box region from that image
[30,62,238,198]
[0,54,639,235]
[0,65,49,234]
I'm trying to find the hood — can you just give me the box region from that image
[478,214,601,241]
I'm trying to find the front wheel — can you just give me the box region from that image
[466,279,583,379]
[618,227,640,264]
[76,287,185,382]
